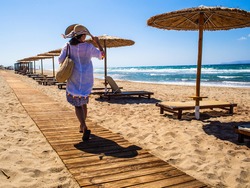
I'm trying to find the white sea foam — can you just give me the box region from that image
[217,76,241,79]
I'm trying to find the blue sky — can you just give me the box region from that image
[0,0,249,70]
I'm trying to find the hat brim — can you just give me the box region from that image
[65,24,78,35]
[75,25,91,36]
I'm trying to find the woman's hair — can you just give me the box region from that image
[69,34,83,45]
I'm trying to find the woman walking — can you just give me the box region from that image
[58,24,104,141]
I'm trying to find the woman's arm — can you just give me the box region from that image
[58,44,68,64]
[91,36,105,58]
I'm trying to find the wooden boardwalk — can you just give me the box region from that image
[2,71,209,188]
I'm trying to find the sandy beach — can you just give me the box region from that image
[0,70,249,188]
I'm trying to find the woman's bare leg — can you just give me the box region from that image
[82,104,87,120]
[75,106,87,132]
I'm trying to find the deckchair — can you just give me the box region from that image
[56,82,67,89]
[98,76,154,100]
[40,77,58,86]
[234,124,250,143]
[37,76,57,85]
[156,100,237,119]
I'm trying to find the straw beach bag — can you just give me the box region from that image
[56,44,74,82]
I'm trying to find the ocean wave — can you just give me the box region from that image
[97,67,250,75]
[94,64,250,88]
[107,68,198,74]
[217,76,242,79]
[222,81,250,86]
[202,69,250,74]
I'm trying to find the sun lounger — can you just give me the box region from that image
[56,82,67,89]
[35,76,57,85]
[91,87,123,95]
[97,76,154,100]
[40,78,58,86]
[234,124,250,143]
[55,84,115,91]
[31,74,47,80]
[156,100,237,119]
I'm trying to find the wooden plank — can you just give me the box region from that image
[49,136,128,146]
[167,180,208,188]
[51,138,139,153]
[69,156,163,174]
[78,164,175,186]
[99,173,191,187]
[59,148,149,160]
[74,160,167,179]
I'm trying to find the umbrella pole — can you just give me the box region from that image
[195,12,204,119]
[104,41,108,92]
[41,59,44,75]
[52,56,55,77]
[34,61,36,74]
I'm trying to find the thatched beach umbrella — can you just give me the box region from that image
[37,52,60,77]
[18,56,53,75]
[147,6,250,119]
[87,35,135,89]
[48,48,62,54]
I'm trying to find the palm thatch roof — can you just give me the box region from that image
[48,48,62,53]
[86,35,135,48]
[37,52,60,56]
[17,56,53,62]
[147,6,250,31]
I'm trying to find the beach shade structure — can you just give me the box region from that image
[18,56,54,75]
[14,61,31,73]
[86,35,135,90]
[48,48,62,54]
[37,52,60,77]
[147,6,250,119]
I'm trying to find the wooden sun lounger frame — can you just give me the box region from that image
[98,76,154,100]
[56,82,67,89]
[91,87,123,95]
[156,101,237,119]
[100,91,154,100]
[38,79,58,86]
[234,125,250,143]
[37,76,58,86]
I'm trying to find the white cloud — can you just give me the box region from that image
[238,37,247,40]
[238,34,250,40]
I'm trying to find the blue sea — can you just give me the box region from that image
[94,64,250,88]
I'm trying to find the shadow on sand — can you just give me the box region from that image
[74,134,142,158]
[95,96,161,104]
[203,120,250,147]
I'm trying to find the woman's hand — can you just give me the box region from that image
[91,36,99,44]
[91,36,104,53]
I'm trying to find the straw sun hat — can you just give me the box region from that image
[62,24,91,38]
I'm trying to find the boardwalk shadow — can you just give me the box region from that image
[203,120,250,147]
[74,134,142,158]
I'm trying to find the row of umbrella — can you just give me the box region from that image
[16,6,250,120]
[16,49,61,77]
